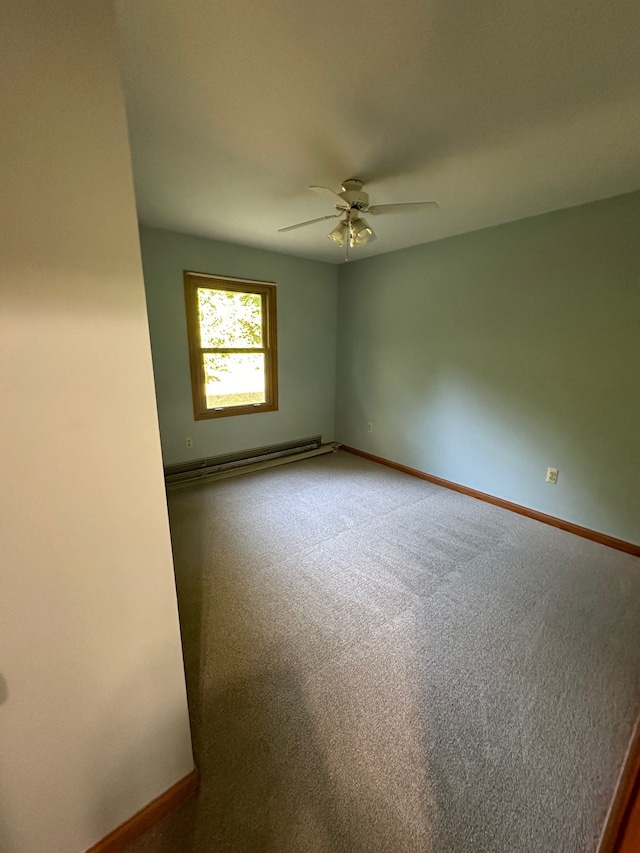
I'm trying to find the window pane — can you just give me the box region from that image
[203,352,266,409]
[197,287,263,348]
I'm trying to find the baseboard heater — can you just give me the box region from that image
[164,435,338,489]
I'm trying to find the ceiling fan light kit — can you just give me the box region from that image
[278,178,438,259]
[328,213,374,249]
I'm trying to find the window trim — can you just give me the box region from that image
[184,271,278,420]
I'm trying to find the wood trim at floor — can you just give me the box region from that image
[86,769,200,853]
[618,779,640,852]
[597,717,640,853]
[340,445,640,558]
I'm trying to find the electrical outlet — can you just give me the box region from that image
[546,467,558,484]
[367,422,373,433]
[186,437,193,449]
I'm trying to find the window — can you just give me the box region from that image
[184,271,278,419]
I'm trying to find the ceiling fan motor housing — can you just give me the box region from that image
[340,178,369,210]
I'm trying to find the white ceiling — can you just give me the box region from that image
[115,0,640,264]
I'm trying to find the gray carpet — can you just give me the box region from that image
[125,450,640,852]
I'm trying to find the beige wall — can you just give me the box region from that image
[0,3,193,851]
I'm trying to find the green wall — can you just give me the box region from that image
[139,226,338,465]
[336,192,640,544]
[141,194,639,545]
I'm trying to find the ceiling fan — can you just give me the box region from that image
[278,179,439,259]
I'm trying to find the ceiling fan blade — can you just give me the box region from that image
[367,201,439,215]
[277,213,341,233]
[309,185,350,208]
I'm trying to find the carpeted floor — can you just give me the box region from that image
[125,450,640,852]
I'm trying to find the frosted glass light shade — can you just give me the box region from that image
[328,220,349,246]
[350,217,374,246]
